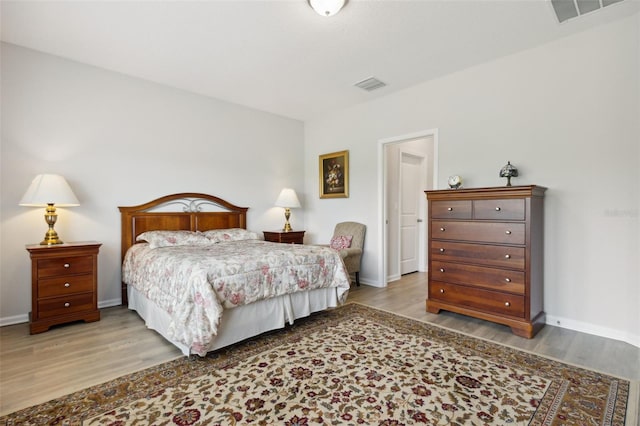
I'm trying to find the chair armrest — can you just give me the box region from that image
[338,247,362,257]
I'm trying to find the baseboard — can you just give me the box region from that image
[0,313,29,327]
[98,298,122,309]
[546,314,640,348]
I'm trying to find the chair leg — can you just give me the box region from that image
[355,272,360,286]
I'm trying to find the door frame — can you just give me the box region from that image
[377,129,439,287]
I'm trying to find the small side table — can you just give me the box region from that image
[263,230,305,244]
[26,241,101,334]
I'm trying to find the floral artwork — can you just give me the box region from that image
[319,150,349,198]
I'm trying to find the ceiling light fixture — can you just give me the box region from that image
[308,0,346,17]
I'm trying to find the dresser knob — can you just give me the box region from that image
[447,207,453,211]
[440,289,445,293]
[439,248,445,253]
[505,230,512,235]
[63,263,70,268]
[505,277,511,282]
[439,268,445,272]
[495,207,501,211]
[440,227,446,232]
[504,302,511,307]
[64,302,70,307]
[504,254,511,259]
[64,282,70,288]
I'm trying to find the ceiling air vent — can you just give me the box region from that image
[550,0,625,23]
[354,77,386,92]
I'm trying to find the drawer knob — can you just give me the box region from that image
[439,248,445,253]
[440,227,446,232]
[447,207,453,211]
[495,207,501,211]
[504,302,511,307]
[505,230,512,235]
[504,254,511,259]
[439,268,445,273]
[64,282,70,288]
[64,302,70,307]
[439,289,445,293]
[505,277,511,282]
[63,263,70,268]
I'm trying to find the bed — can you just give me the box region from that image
[119,193,350,356]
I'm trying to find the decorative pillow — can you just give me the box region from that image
[136,230,212,249]
[203,228,260,243]
[330,235,353,250]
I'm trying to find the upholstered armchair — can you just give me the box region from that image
[329,222,366,286]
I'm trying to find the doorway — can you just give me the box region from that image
[379,130,438,285]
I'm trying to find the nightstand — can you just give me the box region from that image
[26,241,102,334]
[263,230,305,244]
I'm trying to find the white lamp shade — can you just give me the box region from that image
[275,188,301,208]
[308,0,345,17]
[19,174,80,207]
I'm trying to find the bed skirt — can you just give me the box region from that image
[128,285,341,356]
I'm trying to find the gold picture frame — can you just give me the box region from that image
[319,150,349,198]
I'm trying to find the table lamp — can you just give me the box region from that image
[19,174,80,245]
[275,188,301,232]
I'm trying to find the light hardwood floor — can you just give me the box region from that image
[1,272,638,416]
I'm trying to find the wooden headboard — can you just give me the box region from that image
[118,192,248,304]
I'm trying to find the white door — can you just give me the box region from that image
[400,152,422,275]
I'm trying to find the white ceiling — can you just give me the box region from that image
[1,0,638,121]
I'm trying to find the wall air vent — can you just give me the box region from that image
[354,77,387,92]
[550,0,625,23]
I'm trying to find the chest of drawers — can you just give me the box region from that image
[425,186,546,338]
[26,241,101,334]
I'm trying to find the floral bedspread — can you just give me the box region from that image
[123,240,350,355]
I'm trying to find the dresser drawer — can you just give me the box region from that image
[38,274,94,298]
[37,255,93,278]
[431,200,472,219]
[37,293,94,319]
[431,241,525,269]
[474,199,525,220]
[429,281,525,318]
[432,221,525,244]
[431,261,525,294]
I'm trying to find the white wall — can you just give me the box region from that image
[304,14,639,345]
[0,43,305,323]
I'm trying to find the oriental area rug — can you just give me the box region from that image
[1,304,636,426]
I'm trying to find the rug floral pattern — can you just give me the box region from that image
[0,304,632,425]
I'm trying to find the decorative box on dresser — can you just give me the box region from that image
[425,185,546,338]
[263,230,305,245]
[26,241,102,334]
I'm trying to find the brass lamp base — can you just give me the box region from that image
[282,207,293,232]
[40,203,64,245]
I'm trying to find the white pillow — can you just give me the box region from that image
[203,228,260,243]
[136,230,212,249]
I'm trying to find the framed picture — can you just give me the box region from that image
[319,150,349,198]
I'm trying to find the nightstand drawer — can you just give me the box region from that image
[429,281,525,318]
[37,255,93,278]
[37,293,94,319]
[263,230,305,244]
[38,274,94,298]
